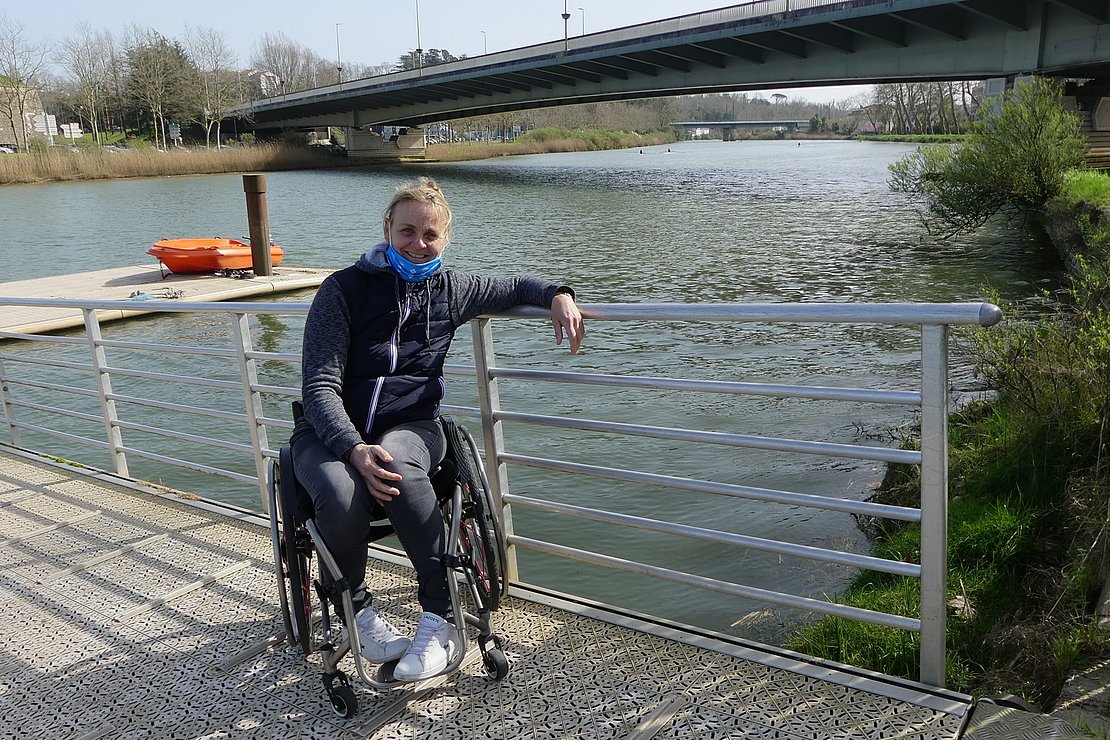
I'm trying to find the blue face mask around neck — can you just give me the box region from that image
[386,243,442,282]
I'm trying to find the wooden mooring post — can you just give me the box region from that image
[243,174,273,276]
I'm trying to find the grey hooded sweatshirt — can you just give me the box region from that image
[301,242,572,459]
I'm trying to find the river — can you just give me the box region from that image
[0,139,1061,638]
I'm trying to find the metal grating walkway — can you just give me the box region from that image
[0,446,1051,739]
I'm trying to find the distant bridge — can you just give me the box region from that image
[671,120,812,140]
[234,0,1110,133]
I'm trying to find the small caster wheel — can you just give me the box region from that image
[328,684,358,718]
[483,648,510,680]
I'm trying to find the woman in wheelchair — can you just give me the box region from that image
[290,177,584,683]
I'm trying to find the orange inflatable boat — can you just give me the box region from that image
[147,238,284,274]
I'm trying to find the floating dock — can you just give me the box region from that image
[0,264,331,335]
[0,446,1093,739]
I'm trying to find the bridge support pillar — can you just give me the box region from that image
[722,127,735,142]
[1067,78,1110,170]
[345,126,427,161]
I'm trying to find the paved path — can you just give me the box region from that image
[0,446,981,739]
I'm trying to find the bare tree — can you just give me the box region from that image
[347,61,394,81]
[0,13,51,150]
[250,31,314,94]
[867,82,980,135]
[58,24,113,144]
[184,26,238,147]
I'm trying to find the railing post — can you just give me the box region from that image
[0,356,22,448]
[918,323,949,687]
[231,312,272,511]
[471,317,519,583]
[82,308,129,477]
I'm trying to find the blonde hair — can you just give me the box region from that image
[382,177,453,243]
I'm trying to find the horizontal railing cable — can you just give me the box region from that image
[95,339,237,358]
[500,452,921,522]
[252,384,300,397]
[8,399,103,425]
[244,350,300,363]
[510,536,921,632]
[102,366,242,390]
[487,367,922,406]
[11,421,110,450]
[118,445,257,484]
[3,378,98,398]
[493,410,922,465]
[504,493,920,577]
[0,354,92,372]
[113,420,255,454]
[106,393,249,423]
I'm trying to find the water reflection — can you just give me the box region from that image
[255,313,288,353]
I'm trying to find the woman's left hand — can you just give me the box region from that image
[551,293,585,354]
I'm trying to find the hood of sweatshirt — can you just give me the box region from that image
[357,242,393,274]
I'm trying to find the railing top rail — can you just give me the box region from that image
[0,297,312,315]
[505,302,1003,327]
[0,297,1001,327]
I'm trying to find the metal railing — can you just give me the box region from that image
[0,296,1002,688]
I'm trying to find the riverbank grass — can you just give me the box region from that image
[0,142,349,185]
[1063,170,1110,209]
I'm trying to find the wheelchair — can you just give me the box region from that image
[268,413,510,719]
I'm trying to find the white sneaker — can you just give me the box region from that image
[393,612,460,682]
[354,606,410,663]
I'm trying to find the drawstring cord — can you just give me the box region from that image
[395,275,433,346]
[423,281,432,343]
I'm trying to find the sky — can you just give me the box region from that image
[11,0,873,105]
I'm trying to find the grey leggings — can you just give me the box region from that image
[289,418,450,616]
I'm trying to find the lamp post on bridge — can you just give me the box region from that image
[481,30,487,55]
[335,22,343,88]
[415,0,423,76]
[561,0,571,52]
[578,7,585,36]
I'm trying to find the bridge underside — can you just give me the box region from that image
[238,0,1110,132]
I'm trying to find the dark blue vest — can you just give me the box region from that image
[330,264,457,440]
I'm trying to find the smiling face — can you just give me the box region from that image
[384,200,448,263]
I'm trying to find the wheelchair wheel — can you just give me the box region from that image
[328,684,358,718]
[460,493,501,612]
[483,647,510,680]
[324,672,358,718]
[456,422,507,608]
[268,459,294,642]
[278,448,313,657]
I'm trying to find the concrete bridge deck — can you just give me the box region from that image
[0,446,1094,738]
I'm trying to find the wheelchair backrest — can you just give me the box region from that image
[435,415,480,503]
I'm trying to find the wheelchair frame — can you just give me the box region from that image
[268,415,510,719]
